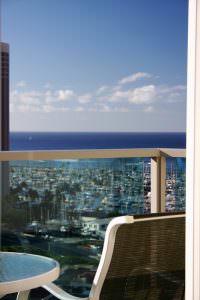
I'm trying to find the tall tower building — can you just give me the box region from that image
[0,42,9,151]
[0,42,10,206]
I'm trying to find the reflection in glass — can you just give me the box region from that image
[0,157,185,297]
[1,158,144,297]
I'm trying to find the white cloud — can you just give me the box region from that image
[78,94,92,104]
[44,90,55,104]
[16,80,27,88]
[108,84,186,106]
[20,93,41,105]
[112,85,122,92]
[10,79,186,115]
[56,89,75,101]
[109,90,129,102]
[157,85,186,103]
[118,72,152,85]
[109,85,156,104]
[11,90,41,105]
[96,85,108,95]
[128,85,156,104]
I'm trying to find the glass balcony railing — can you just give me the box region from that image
[166,157,186,212]
[0,148,185,298]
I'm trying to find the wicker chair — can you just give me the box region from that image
[43,212,185,300]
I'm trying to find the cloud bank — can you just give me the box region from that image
[10,71,186,114]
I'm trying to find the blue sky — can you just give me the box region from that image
[2,0,188,132]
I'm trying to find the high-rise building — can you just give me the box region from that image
[0,42,10,203]
[0,42,9,151]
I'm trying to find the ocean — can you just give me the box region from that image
[10,132,186,150]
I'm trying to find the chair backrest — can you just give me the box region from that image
[90,212,185,300]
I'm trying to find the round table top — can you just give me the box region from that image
[0,252,60,295]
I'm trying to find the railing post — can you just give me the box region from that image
[151,155,166,213]
[160,156,166,212]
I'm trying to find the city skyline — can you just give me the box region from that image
[2,0,188,132]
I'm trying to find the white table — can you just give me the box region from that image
[0,252,60,300]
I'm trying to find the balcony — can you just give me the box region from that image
[0,148,185,298]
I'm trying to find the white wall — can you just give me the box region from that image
[186,0,200,298]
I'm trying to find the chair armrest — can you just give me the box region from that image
[42,283,89,300]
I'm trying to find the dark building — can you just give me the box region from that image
[1,42,9,151]
[0,42,10,202]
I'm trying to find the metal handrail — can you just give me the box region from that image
[0,148,186,214]
[0,148,186,161]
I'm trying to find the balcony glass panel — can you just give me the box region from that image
[0,154,186,298]
[166,158,186,212]
[1,157,144,298]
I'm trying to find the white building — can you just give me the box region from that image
[81,217,111,238]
